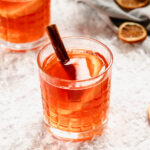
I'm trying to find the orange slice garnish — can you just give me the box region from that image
[115,0,150,10]
[118,22,147,43]
[86,54,103,77]
[0,0,43,18]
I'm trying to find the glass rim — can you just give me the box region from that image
[37,36,113,83]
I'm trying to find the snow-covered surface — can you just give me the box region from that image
[0,0,150,149]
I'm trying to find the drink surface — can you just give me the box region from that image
[0,0,50,43]
[40,49,111,135]
[42,50,107,80]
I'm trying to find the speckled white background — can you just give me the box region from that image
[0,0,150,149]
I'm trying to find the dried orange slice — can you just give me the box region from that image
[118,22,147,43]
[148,105,150,120]
[115,0,150,9]
[0,0,43,19]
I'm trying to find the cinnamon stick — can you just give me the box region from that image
[46,24,69,64]
[46,24,76,80]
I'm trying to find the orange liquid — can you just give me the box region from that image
[0,0,50,43]
[40,50,111,140]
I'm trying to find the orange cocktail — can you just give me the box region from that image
[37,37,113,141]
[0,0,50,51]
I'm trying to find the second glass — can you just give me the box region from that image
[0,0,50,51]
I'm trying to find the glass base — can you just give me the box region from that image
[44,119,107,141]
[0,36,48,52]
